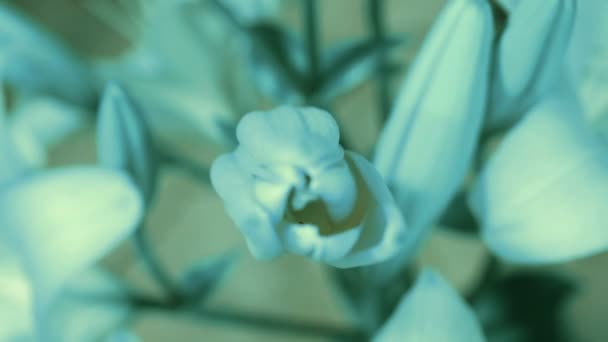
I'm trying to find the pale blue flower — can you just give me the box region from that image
[373,0,493,259]
[373,268,485,342]
[0,166,143,340]
[488,0,576,129]
[0,3,94,105]
[211,107,406,267]
[470,85,608,264]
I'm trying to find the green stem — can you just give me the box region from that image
[303,0,321,95]
[368,0,391,122]
[132,226,183,303]
[160,150,210,184]
[123,293,366,341]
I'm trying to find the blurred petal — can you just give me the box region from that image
[0,166,143,339]
[374,0,493,255]
[11,96,86,147]
[374,268,485,342]
[488,0,576,128]
[0,4,94,104]
[471,88,608,264]
[97,83,157,202]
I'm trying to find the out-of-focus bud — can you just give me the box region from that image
[0,167,143,340]
[0,4,94,105]
[97,83,158,203]
[488,0,576,129]
[373,0,493,258]
[211,107,406,268]
[373,268,485,342]
[470,85,608,264]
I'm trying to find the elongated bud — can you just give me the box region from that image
[488,0,576,129]
[373,0,494,260]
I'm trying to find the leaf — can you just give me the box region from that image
[471,271,577,342]
[97,83,159,205]
[180,252,239,305]
[439,191,479,234]
[246,22,308,103]
[315,37,405,102]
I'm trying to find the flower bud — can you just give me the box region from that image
[373,268,485,342]
[488,0,576,129]
[471,86,608,264]
[373,0,493,257]
[211,107,406,268]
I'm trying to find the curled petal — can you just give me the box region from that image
[374,268,485,342]
[374,0,493,258]
[237,106,342,168]
[488,0,576,128]
[0,167,143,339]
[471,89,608,264]
[211,153,284,259]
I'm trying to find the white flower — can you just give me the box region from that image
[470,85,608,264]
[373,0,493,259]
[373,268,485,342]
[488,0,576,129]
[211,107,406,268]
[0,166,143,340]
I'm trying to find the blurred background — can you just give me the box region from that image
[6,0,608,340]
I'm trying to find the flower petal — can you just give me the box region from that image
[471,88,608,264]
[0,166,143,339]
[0,4,93,104]
[373,268,485,342]
[488,0,576,128]
[373,0,493,257]
[211,153,284,259]
[236,106,341,169]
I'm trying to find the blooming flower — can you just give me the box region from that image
[373,0,493,259]
[488,0,576,129]
[470,85,608,264]
[373,268,485,342]
[211,106,406,267]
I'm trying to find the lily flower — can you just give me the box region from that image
[373,268,485,342]
[470,84,608,264]
[373,0,493,259]
[211,106,406,268]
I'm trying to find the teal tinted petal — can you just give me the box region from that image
[374,268,485,342]
[0,4,93,104]
[236,106,342,168]
[97,83,157,202]
[471,88,608,264]
[374,0,493,257]
[0,167,143,340]
[489,0,576,128]
[211,153,284,259]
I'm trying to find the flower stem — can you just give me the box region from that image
[303,0,321,94]
[127,293,366,341]
[132,225,183,303]
[368,0,391,123]
[466,253,501,304]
